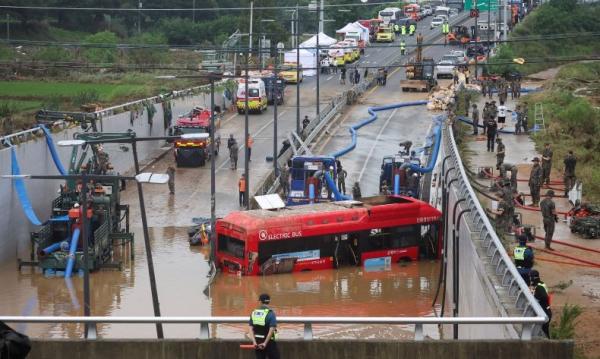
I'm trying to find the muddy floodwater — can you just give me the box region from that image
[0,225,441,340]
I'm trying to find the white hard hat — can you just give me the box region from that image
[74,203,80,208]
[329,166,334,170]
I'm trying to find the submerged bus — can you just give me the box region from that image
[215,195,442,276]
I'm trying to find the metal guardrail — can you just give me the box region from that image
[0,315,546,341]
[443,124,548,334]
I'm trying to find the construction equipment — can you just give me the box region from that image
[169,107,220,167]
[447,25,471,45]
[400,33,437,92]
[20,132,135,274]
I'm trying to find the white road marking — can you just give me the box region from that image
[357,108,398,182]
[326,75,334,81]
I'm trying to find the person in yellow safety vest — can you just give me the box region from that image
[409,23,416,36]
[442,22,450,45]
[400,40,406,55]
[394,23,400,34]
[249,293,280,358]
[530,270,552,338]
[401,24,407,36]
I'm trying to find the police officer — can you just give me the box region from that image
[471,103,479,135]
[409,22,416,36]
[528,157,543,206]
[495,137,505,170]
[401,24,407,36]
[541,142,553,186]
[442,21,450,45]
[400,39,406,55]
[394,23,400,34]
[530,270,552,338]
[540,189,557,250]
[249,293,280,359]
[563,150,577,197]
[514,234,534,285]
[166,166,175,195]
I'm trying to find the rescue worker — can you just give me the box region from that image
[530,270,552,338]
[383,68,388,85]
[363,67,369,81]
[239,173,247,207]
[96,146,109,175]
[400,39,406,56]
[563,150,577,197]
[471,103,479,135]
[394,23,400,34]
[487,79,494,99]
[381,180,390,195]
[514,234,534,285]
[540,189,557,250]
[442,21,450,45]
[528,157,543,206]
[492,197,511,234]
[340,66,346,85]
[541,142,553,186]
[499,162,519,192]
[230,140,239,170]
[337,167,347,195]
[521,104,529,133]
[401,24,407,36]
[227,134,236,150]
[280,164,290,197]
[485,117,497,152]
[495,137,505,170]
[302,115,310,130]
[249,293,280,359]
[354,68,360,84]
[166,166,175,195]
[352,181,362,200]
[514,105,523,135]
[247,134,254,162]
[409,23,416,36]
[480,79,487,97]
[326,166,335,199]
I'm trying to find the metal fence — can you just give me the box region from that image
[443,125,548,335]
[0,315,546,341]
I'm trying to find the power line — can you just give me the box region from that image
[2,32,599,51]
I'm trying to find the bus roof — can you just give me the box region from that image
[216,195,442,238]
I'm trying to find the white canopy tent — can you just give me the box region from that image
[336,23,362,37]
[300,32,338,50]
[352,21,370,44]
[284,49,317,76]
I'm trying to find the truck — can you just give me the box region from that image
[400,34,437,92]
[170,107,220,167]
[358,19,383,43]
[376,25,395,42]
[245,70,286,105]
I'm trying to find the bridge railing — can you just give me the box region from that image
[0,315,546,341]
[443,123,548,334]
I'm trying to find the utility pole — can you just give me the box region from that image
[319,0,324,33]
[80,176,91,337]
[273,65,279,178]
[249,1,254,54]
[209,76,216,267]
[487,0,491,59]
[474,2,479,79]
[295,3,301,135]
[244,52,250,210]
[193,0,196,22]
[138,1,142,34]
[503,0,508,41]
[316,3,320,122]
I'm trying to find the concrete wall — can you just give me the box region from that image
[28,339,573,359]
[0,91,223,264]
[444,186,516,339]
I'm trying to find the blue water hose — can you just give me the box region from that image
[40,242,63,256]
[11,147,43,226]
[394,174,400,195]
[323,171,350,201]
[64,228,81,278]
[309,183,315,203]
[39,125,67,176]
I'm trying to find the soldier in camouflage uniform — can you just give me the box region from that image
[563,150,577,197]
[541,143,553,186]
[493,198,512,234]
[540,190,557,250]
[495,137,505,170]
[528,157,543,206]
[166,166,175,195]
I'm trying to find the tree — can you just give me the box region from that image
[83,31,119,63]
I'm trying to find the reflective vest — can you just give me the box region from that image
[537,282,552,307]
[513,246,526,261]
[251,308,275,342]
[442,23,450,34]
[409,24,416,34]
[400,42,406,50]
[401,25,406,35]
[394,24,399,32]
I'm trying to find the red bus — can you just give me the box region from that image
[215,195,442,276]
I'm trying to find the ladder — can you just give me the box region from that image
[533,102,545,132]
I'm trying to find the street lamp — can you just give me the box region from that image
[1,172,167,339]
[56,133,188,339]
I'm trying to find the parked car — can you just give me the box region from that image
[447,50,468,64]
[436,57,457,79]
[422,5,433,16]
[430,16,444,29]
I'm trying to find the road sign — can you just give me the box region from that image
[465,0,499,11]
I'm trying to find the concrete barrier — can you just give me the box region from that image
[28,339,573,359]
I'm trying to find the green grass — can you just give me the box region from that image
[0,100,44,112]
[0,81,146,102]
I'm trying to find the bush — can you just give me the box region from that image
[83,31,119,64]
[0,101,17,118]
[127,32,168,66]
[33,47,74,62]
[73,90,100,107]
[550,304,582,339]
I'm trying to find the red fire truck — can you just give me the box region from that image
[170,107,220,167]
[215,195,442,276]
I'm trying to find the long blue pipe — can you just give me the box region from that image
[41,242,62,256]
[394,174,400,195]
[39,125,67,176]
[323,171,350,201]
[64,228,81,278]
[11,147,43,226]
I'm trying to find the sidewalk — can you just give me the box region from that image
[462,80,600,355]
